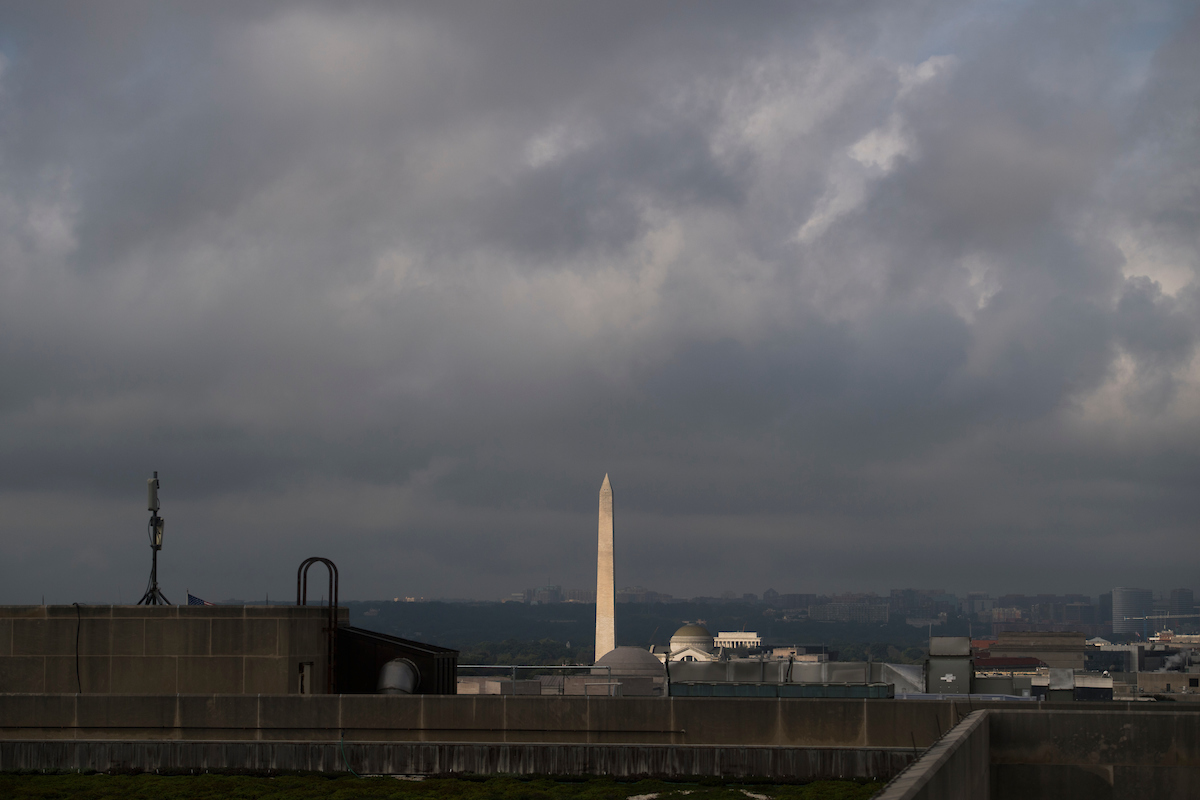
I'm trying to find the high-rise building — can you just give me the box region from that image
[1111,587,1154,635]
[1168,588,1195,618]
[1064,603,1095,624]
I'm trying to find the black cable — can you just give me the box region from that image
[139,515,158,604]
[72,602,82,694]
[139,517,154,601]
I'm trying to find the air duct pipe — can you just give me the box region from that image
[377,658,420,694]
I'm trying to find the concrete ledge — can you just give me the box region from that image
[2,694,1197,748]
[0,606,347,621]
[0,606,344,696]
[7,704,1200,795]
[0,739,915,780]
[0,694,966,747]
[989,708,1200,767]
[991,764,1200,799]
[874,710,990,800]
[989,708,1200,798]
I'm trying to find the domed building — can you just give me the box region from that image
[671,624,715,652]
[594,646,667,677]
[592,646,666,696]
[651,623,719,663]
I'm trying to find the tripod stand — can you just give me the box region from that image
[138,472,170,605]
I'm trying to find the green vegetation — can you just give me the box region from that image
[0,773,885,800]
[459,638,591,667]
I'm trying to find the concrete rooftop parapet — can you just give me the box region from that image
[868,704,1200,798]
[874,709,990,800]
[4,698,1200,793]
[0,739,917,780]
[2,694,1197,749]
[0,605,345,695]
[0,694,963,747]
[0,606,348,620]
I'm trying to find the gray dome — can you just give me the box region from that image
[594,646,666,676]
[673,623,711,638]
[670,623,714,652]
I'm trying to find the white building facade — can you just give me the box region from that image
[714,631,762,649]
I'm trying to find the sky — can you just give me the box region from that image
[1,1,1197,605]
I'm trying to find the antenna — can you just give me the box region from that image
[137,471,171,605]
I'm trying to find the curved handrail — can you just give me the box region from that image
[296,557,340,693]
[297,556,339,608]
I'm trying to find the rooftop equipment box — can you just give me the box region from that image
[929,636,971,657]
[926,657,973,693]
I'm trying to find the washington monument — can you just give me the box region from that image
[595,474,615,660]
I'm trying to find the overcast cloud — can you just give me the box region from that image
[1,1,1197,604]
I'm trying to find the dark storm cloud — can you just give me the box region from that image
[468,122,749,260]
[0,1,1197,605]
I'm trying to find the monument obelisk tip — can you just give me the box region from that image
[595,473,616,661]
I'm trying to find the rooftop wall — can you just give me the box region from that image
[874,710,989,800]
[0,739,916,781]
[873,705,1200,799]
[990,707,1200,798]
[5,696,1200,791]
[0,605,346,695]
[1,694,1187,748]
[0,693,965,746]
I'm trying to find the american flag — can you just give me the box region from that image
[187,592,214,606]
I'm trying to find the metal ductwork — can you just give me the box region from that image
[377,658,420,694]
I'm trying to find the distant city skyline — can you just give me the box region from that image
[398,584,1193,606]
[360,585,1200,639]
